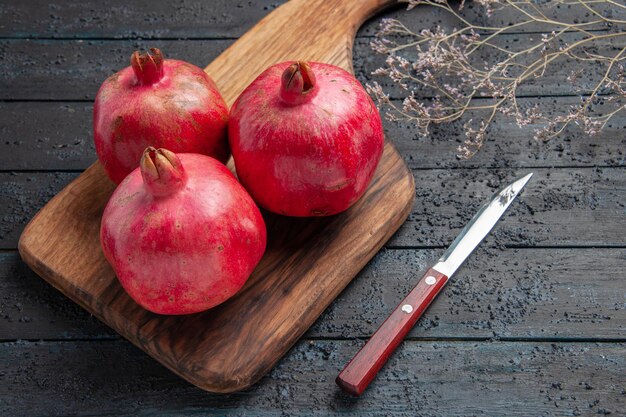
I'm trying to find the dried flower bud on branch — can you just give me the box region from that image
[369,0,626,158]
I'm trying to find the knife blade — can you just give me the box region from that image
[336,173,533,396]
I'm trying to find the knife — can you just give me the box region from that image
[336,173,533,396]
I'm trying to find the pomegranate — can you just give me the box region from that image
[228,61,384,217]
[100,147,266,315]
[94,48,229,184]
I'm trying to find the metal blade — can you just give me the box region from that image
[432,173,533,277]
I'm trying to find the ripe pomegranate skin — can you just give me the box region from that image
[100,147,266,315]
[94,48,229,184]
[228,61,384,217]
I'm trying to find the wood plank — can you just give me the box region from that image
[0,39,232,100]
[0,172,79,249]
[1,1,620,39]
[4,167,624,250]
[2,31,624,100]
[2,97,624,171]
[1,339,624,416]
[393,95,626,170]
[3,248,625,341]
[390,167,626,248]
[0,0,285,39]
[0,252,113,340]
[309,247,626,340]
[0,102,95,171]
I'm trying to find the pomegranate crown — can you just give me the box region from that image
[280,61,317,105]
[140,147,187,197]
[131,48,164,85]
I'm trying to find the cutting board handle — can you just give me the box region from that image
[206,0,399,105]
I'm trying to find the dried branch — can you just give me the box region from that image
[369,0,626,158]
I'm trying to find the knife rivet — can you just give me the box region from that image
[425,276,436,285]
[401,304,413,314]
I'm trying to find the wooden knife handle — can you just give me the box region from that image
[336,267,448,396]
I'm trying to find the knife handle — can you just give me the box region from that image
[336,267,448,396]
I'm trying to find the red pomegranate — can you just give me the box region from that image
[94,48,229,184]
[100,147,266,315]
[228,61,384,217]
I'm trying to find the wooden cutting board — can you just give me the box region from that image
[18,0,413,393]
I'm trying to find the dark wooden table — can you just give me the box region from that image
[1,1,625,415]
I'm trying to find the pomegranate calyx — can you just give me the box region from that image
[280,61,317,105]
[131,48,164,85]
[140,147,187,197]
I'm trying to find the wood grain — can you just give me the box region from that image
[3,248,626,341]
[0,0,285,39]
[2,339,625,416]
[389,167,626,248]
[1,1,622,39]
[17,0,415,393]
[3,96,626,171]
[6,168,625,250]
[3,33,622,100]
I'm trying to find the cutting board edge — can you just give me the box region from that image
[17,162,104,306]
